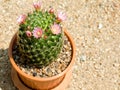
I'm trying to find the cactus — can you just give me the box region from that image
[17,2,66,67]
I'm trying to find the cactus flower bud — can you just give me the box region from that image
[49,8,54,13]
[57,11,66,22]
[33,27,43,38]
[26,31,32,37]
[51,23,61,35]
[17,15,26,24]
[33,1,42,10]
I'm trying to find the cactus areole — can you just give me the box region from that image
[17,2,66,67]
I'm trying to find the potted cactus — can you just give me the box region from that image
[8,1,75,90]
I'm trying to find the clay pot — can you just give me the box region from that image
[8,29,76,90]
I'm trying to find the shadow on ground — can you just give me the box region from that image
[0,49,17,90]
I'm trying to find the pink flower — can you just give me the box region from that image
[51,23,61,35]
[49,8,54,13]
[33,1,42,10]
[17,15,26,24]
[32,27,43,38]
[26,31,32,37]
[57,11,66,21]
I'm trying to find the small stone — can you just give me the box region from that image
[38,71,43,76]
[60,64,66,71]
[80,55,86,61]
[112,63,119,67]
[15,55,19,60]
[46,68,52,76]
[94,38,99,43]
[36,69,40,73]
[73,73,77,79]
[33,72,37,77]
[66,51,69,55]
[21,68,26,72]
[9,26,12,30]
[57,58,61,62]
[64,40,67,45]
[55,69,61,74]
[30,69,34,72]
[98,23,103,29]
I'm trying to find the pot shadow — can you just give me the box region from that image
[0,49,17,90]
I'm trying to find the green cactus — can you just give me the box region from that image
[17,9,64,67]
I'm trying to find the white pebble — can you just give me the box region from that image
[73,73,77,79]
[2,10,6,13]
[80,55,86,61]
[94,38,99,43]
[98,23,103,29]
[73,65,78,70]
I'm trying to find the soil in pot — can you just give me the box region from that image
[12,34,72,78]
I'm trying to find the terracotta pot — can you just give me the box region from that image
[8,29,76,90]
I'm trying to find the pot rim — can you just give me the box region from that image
[8,28,76,81]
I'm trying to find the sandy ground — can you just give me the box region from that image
[0,0,120,90]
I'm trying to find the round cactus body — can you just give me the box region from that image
[17,9,64,67]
